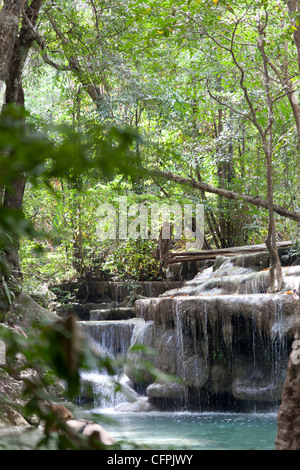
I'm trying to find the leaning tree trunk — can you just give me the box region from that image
[149,168,300,222]
[275,291,300,450]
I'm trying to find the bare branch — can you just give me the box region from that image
[148,168,300,222]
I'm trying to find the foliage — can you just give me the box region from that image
[280,238,300,266]
[0,316,116,449]
[104,239,162,281]
[0,0,299,451]
[0,104,145,305]
[0,314,176,450]
[21,0,299,255]
[1,0,293,298]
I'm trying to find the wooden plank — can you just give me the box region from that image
[166,241,292,264]
[168,241,291,258]
[168,253,246,264]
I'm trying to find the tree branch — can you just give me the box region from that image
[21,8,71,71]
[147,168,300,222]
[45,12,105,104]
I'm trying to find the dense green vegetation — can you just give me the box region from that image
[3,0,293,295]
[0,0,300,450]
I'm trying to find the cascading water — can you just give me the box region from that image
[70,253,299,449]
[78,319,140,408]
[130,254,300,412]
[80,320,136,357]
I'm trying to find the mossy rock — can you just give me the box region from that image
[7,292,60,330]
[213,256,228,271]
[234,252,270,270]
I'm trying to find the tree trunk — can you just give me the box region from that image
[2,177,26,275]
[275,292,300,450]
[195,165,222,248]
[0,0,25,82]
[155,223,172,274]
[5,0,44,104]
[2,0,44,275]
[258,21,284,292]
[264,148,284,292]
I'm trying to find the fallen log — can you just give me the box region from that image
[167,241,292,264]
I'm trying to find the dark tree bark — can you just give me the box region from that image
[5,0,44,105]
[0,0,25,82]
[2,177,26,275]
[2,0,44,275]
[155,224,172,269]
[275,332,300,450]
[275,291,300,450]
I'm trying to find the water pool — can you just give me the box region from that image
[86,409,278,450]
[0,410,278,450]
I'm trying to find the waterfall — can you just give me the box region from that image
[271,299,288,387]
[73,254,299,413]
[114,283,120,304]
[80,320,136,357]
[132,256,299,412]
[78,319,139,408]
[175,302,184,380]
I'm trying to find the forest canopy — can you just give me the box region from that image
[0,0,300,453]
[0,0,299,296]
